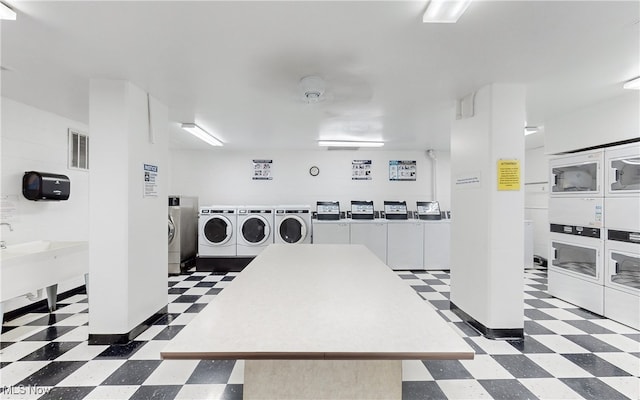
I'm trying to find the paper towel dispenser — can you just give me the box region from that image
[22,171,70,201]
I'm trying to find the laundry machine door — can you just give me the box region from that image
[241,215,270,245]
[279,215,307,244]
[168,216,176,246]
[203,215,233,245]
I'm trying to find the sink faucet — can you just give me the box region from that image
[1,222,13,249]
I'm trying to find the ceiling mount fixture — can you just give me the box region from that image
[318,140,384,148]
[181,123,223,147]
[299,75,326,103]
[524,126,540,136]
[423,0,472,23]
[0,2,16,20]
[623,76,640,90]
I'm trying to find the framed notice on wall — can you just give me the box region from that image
[352,160,372,180]
[252,159,273,180]
[389,160,416,181]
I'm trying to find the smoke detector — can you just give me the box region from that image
[298,75,325,103]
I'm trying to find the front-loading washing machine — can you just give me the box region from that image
[198,206,237,257]
[274,205,312,244]
[237,206,274,256]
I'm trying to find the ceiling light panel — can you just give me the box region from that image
[423,0,472,23]
[0,2,16,20]
[181,123,223,147]
[318,140,384,148]
[623,76,640,90]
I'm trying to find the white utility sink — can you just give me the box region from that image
[1,240,89,321]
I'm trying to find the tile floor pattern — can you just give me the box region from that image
[1,269,639,400]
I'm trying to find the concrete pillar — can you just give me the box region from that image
[449,84,525,339]
[88,80,169,344]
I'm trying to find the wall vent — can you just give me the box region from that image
[68,129,89,170]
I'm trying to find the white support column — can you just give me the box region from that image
[449,84,525,338]
[88,80,169,342]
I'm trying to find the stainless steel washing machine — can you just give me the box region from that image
[168,196,198,275]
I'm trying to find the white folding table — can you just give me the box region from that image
[162,244,473,399]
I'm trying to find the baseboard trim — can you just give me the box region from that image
[450,301,524,340]
[88,305,168,345]
[196,256,253,272]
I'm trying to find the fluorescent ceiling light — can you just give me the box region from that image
[0,2,16,20]
[524,126,544,136]
[181,123,223,147]
[423,0,472,23]
[318,140,384,148]
[623,76,640,90]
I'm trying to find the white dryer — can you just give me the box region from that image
[237,206,274,256]
[198,206,237,257]
[274,205,312,244]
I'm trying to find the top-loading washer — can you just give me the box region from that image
[274,205,312,244]
[237,206,274,256]
[349,200,387,263]
[385,201,424,270]
[198,206,237,257]
[313,201,350,244]
[417,201,450,270]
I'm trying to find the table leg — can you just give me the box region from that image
[244,359,401,400]
[46,284,58,312]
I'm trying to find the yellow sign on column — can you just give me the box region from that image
[497,159,520,191]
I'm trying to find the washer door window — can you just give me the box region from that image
[241,215,270,245]
[203,216,233,245]
[279,215,307,244]
[168,216,176,245]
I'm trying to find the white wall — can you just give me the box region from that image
[88,80,168,335]
[524,146,550,259]
[450,84,525,331]
[1,97,89,313]
[169,149,452,212]
[545,92,640,154]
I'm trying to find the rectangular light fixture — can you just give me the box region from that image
[0,2,16,20]
[318,140,384,148]
[623,76,640,90]
[181,123,223,147]
[423,0,472,23]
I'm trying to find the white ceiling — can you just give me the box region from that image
[1,1,638,151]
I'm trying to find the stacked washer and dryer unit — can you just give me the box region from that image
[548,142,639,329]
[603,143,639,330]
